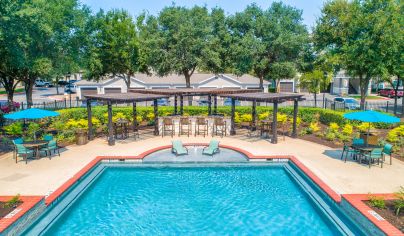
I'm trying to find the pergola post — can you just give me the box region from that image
[132,102,138,132]
[153,99,159,135]
[180,95,184,115]
[107,101,115,146]
[87,99,93,140]
[252,100,257,131]
[208,94,212,115]
[213,95,218,114]
[272,101,278,144]
[174,95,177,115]
[230,98,236,135]
[292,99,298,138]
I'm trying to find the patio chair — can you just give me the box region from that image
[352,138,365,145]
[212,117,226,137]
[195,117,208,137]
[202,140,220,156]
[40,140,60,158]
[14,144,34,164]
[179,117,192,137]
[43,134,54,141]
[340,142,360,162]
[171,140,188,156]
[162,118,175,138]
[382,143,393,165]
[362,148,383,168]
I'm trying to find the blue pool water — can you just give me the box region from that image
[36,165,352,235]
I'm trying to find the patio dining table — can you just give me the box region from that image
[351,144,382,163]
[23,140,49,159]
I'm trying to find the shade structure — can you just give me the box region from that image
[4,108,59,120]
[343,111,400,123]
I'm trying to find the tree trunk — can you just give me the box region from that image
[276,79,281,93]
[0,77,17,105]
[314,93,317,108]
[184,73,192,106]
[24,78,35,107]
[124,74,131,89]
[359,75,369,110]
[259,76,264,91]
[393,75,400,115]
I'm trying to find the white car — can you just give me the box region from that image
[35,79,51,87]
[64,84,77,94]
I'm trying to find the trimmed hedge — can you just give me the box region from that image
[56,106,347,126]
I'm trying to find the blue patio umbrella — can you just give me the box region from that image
[343,110,400,123]
[4,108,59,120]
[344,110,400,145]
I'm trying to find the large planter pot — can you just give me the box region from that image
[75,129,88,145]
[360,132,378,145]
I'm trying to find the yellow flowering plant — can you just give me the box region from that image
[341,124,353,136]
[357,122,374,132]
[329,122,340,133]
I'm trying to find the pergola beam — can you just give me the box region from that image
[133,102,138,132]
[107,101,115,146]
[230,98,236,135]
[86,99,93,140]
[292,99,298,138]
[272,101,278,144]
[153,99,159,135]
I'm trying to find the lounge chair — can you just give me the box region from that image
[40,140,60,158]
[362,148,383,168]
[382,143,393,165]
[202,140,220,156]
[171,140,188,156]
[15,144,34,164]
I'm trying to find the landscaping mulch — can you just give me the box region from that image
[0,201,22,219]
[365,200,404,233]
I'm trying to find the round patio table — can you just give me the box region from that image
[351,144,381,163]
[23,140,48,159]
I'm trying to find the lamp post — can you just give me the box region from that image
[67,72,71,108]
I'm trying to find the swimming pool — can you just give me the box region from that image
[24,163,365,235]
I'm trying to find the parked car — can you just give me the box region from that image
[35,79,51,87]
[151,98,170,106]
[198,99,210,106]
[80,100,104,108]
[223,98,241,106]
[333,97,360,110]
[378,88,403,98]
[57,80,69,86]
[64,84,77,94]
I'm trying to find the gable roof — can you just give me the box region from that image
[76,73,269,87]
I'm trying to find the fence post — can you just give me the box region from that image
[43,101,46,109]
[21,102,24,110]
[76,97,79,107]
[54,100,57,110]
[64,98,67,108]
[365,102,368,110]
[343,101,346,112]
[386,101,389,113]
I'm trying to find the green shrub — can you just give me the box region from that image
[26,123,40,140]
[5,194,22,208]
[4,122,23,135]
[368,195,386,209]
[394,187,404,216]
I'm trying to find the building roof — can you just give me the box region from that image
[224,92,305,103]
[75,73,269,87]
[84,93,169,102]
[130,88,260,96]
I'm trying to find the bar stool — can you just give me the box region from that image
[179,117,192,137]
[212,117,226,137]
[195,117,208,137]
[161,117,175,137]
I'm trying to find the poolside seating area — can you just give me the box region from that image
[341,138,394,168]
[12,135,60,164]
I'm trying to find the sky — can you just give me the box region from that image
[80,0,326,29]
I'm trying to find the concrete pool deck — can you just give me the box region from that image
[0,133,403,196]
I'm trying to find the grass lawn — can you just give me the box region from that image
[349,95,384,100]
[0,88,24,95]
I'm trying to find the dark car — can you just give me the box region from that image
[198,99,210,106]
[223,98,241,106]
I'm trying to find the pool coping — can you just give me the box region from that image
[342,194,403,236]
[1,143,401,235]
[0,196,43,233]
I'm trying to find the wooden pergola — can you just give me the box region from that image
[223,93,305,144]
[84,93,170,145]
[130,88,259,116]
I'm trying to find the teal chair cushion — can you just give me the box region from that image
[383,143,393,155]
[15,144,33,154]
[352,138,364,145]
[13,138,24,145]
[43,135,53,141]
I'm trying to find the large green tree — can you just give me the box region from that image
[228,2,308,90]
[138,6,219,88]
[315,0,400,109]
[85,9,142,88]
[0,0,86,105]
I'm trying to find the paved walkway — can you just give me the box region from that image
[0,132,403,196]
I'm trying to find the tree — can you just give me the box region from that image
[138,6,218,88]
[300,69,332,107]
[0,0,86,105]
[85,9,142,89]
[315,0,399,109]
[228,3,308,90]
